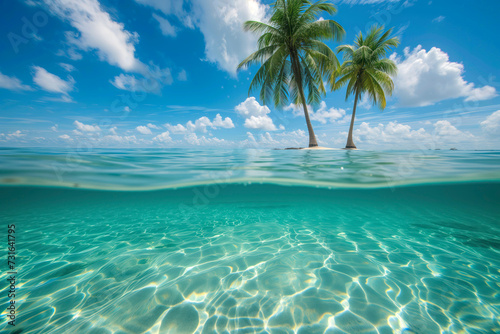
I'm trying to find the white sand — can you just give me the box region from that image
[300,146,342,150]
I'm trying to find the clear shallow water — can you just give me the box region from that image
[0,148,499,334]
[1,148,500,189]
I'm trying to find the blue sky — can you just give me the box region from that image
[1,0,499,149]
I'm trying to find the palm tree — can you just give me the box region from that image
[331,25,399,149]
[238,0,344,147]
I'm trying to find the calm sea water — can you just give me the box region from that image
[0,148,499,334]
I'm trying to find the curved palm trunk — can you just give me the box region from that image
[345,90,360,149]
[298,85,318,147]
[290,51,318,147]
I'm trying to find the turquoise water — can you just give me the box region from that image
[0,148,499,334]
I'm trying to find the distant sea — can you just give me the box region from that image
[1,148,499,333]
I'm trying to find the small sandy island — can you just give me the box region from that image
[283,146,343,150]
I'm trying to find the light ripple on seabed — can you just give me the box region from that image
[0,183,499,334]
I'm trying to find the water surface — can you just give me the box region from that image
[0,148,499,334]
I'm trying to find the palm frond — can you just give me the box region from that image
[332,25,399,109]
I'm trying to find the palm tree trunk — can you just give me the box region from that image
[345,90,359,149]
[290,52,318,147]
[298,84,318,147]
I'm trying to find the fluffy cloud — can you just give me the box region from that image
[285,101,347,124]
[241,129,310,148]
[74,120,101,132]
[134,0,266,75]
[236,97,280,131]
[42,0,179,94]
[0,131,27,143]
[0,72,32,91]
[392,46,497,107]
[8,130,25,138]
[165,123,188,134]
[191,0,268,76]
[32,66,75,98]
[153,131,173,143]
[187,116,213,133]
[136,125,153,135]
[110,74,141,91]
[44,0,142,71]
[166,114,234,133]
[352,120,473,148]
[59,134,72,140]
[355,121,428,143]
[480,110,500,136]
[465,86,497,102]
[67,126,147,145]
[212,114,235,128]
[184,133,227,146]
[433,120,472,138]
[147,123,161,129]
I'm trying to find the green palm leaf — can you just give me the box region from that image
[237,0,345,148]
[330,25,399,149]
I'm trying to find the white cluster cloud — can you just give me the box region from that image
[134,0,268,76]
[26,110,500,148]
[42,0,178,96]
[165,114,234,133]
[44,0,142,71]
[241,129,311,148]
[100,134,140,145]
[353,120,474,147]
[480,110,500,136]
[0,131,27,143]
[74,120,101,132]
[434,120,473,138]
[136,125,153,135]
[111,74,141,91]
[355,121,428,143]
[0,72,32,91]
[236,97,281,131]
[32,66,74,95]
[392,46,497,107]
[184,133,227,146]
[153,131,173,143]
[166,123,189,134]
[147,123,160,129]
[191,0,268,76]
[8,130,25,138]
[285,101,348,124]
[59,124,150,146]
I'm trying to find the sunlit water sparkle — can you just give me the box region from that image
[0,148,499,334]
